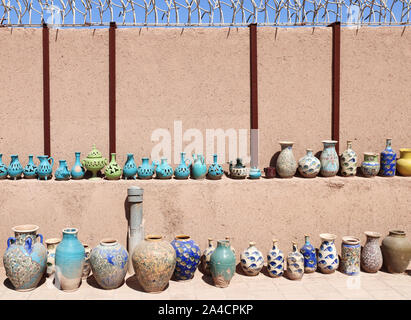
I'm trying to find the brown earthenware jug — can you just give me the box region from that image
[381,230,411,273]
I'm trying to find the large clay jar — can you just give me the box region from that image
[267,239,284,278]
[3,225,47,291]
[286,242,304,280]
[0,154,8,179]
[90,239,129,289]
[300,235,317,273]
[123,153,137,180]
[318,233,339,274]
[276,141,297,178]
[82,244,91,280]
[23,155,38,179]
[361,231,383,273]
[298,149,320,178]
[381,230,411,273]
[132,235,176,293]
[361,152,380,177]
[240,242,264,276]
[380,138,396,177]
[105,153,122,180]
[340,140,357,177]
[320,140,339,177]
[70,152,85,180]
[207,154,224,180]
[174,152,191,179]
[210,239,236,288]
[7,155,23,180]
[55,228,85,292]
[45,238,61,277]
[397,148,411,176]
[340,236,361,276]
[171,235,201,281]
[200,238,215,276]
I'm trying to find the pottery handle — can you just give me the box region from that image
[6,237,16,249]
[25,238,32,253]
[36,233,44,244]
[48,157,54,168]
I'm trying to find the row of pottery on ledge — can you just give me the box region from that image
[270,139,411,178]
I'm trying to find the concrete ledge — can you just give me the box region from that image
[0,176,410,258]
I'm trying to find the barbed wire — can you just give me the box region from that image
[0,0,410,26]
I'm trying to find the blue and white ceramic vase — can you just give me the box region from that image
[156,158,173,179]
[286,242,304,280]
[298,149,321,178]
[0,154,7,179]
[320,140,339,177]
[207,154,224,180]
[380,138,396,177]
[191,154,207,179]
[55,228,85,292]
[37,155,54,180]
[137,157,157,179]
[267,239,284,278]
[123,153,137,180]
[171,235,201,281]
[70,152,85,180]
[318,233,339,274]
[7,155,23,180]
[300,235,317,273]
[249,167,261,179]
[276,141,297,178]
[340,236,361,276]
[3,224,47,291]
[240,242,264,276]
[361,153,380,177]
[90,239,129,289]
[340,140,357,177]
[200,238,215,275]
[174,152,191,179]
[23,155,37,179]
[55,160,70,181]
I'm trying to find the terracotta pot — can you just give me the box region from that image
[381,230,411,273]
[361,231,383,273]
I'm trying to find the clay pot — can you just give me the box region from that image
[132,235,176,293]
[381,230,411,273]
[210,240,236,288]
[361,152,380,177]
[361,231,383,273]
[320,140,339,177]
[267,239,284,278]
[286,242,304,280]
[397,148,411,176]
[276,141,297,178]
[318,233,339,274]
[340,236,361,276]
[264,167,276,178]
[297,149,321,178]
[171,235,201,281]
[240,242,264,276]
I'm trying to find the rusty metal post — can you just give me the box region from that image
[330,22,341,154]
[249,23,258,167]
[109,22,117,154]
[42,23,51,156]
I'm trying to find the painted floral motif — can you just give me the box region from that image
[300,235,317,273]
[380,139,396,177]
[340,237,361,275]
[240,242,264,276]
[298,149,320,178]
[267,240,284,278]
[361,153,380,177]
[318,234,339,274]
[320,140,339,177]
[171,235,201,281]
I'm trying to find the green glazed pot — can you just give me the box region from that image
[82,145,108,180]
[105,153,122,180]
[381,230,411,273]
[210,240,236,288]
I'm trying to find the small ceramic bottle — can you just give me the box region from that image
[340,236,361,276]
[361,231,383,273]
[276,141,297,178]
[7,155,23,180]
[380,138,396,177]
[210,239,236,288]
[297,149,321,178]
[45,238,61,277]
[320,140,339,177]
[229,158,248,179]
[397,148,411,176]
[267,239,284,278]
[71,152,85,180]
[286,242,304,280]
[340,140,357,177]
[200,238,215,276]
[240,242,264,276]
[207,154,224,180]
[361,153,380,177]
[300,235,317,273]
[0,154,8,179]
[174,152,191,179]
[318,233,339,274]
[105,153,122,180]
[55,160,71,181]
[123,153,137,180]
[23,155,38,179]
[155,158,173,179]
[37,155,54,180]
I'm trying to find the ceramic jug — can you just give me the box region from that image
[397,148,411,176]
[361,153,380,177]
[381,230,411,273]
[71,152,85,180]
[207,154,224,180]
[174,152,191,179]
[320,140,339,177]
[210,240,236,288]
[380,138,396,177]
[45,238,61,277]
[105,153,122,180]
[276,141,297,178]
[123,153,137,180]
[7,155,23,180]
[171,235,201,281]
[286,242,304,280]
[200,238,215,275]
[156,158,173,179]
[340,140,357,177]
[300,235,317,273]
[340,236,361,276]
[361,231,383,273]
[23,155,37,179]
[37,155,54,180]
[0,154,7,179]
[249,167,261,179]
[267,239,284,278]
[229,158,248,179]
[137,157,157,179]
[240,242,264,276]
[318,233,339,274]
[191,154,207,179]
[55,160,70,181]
[298,149,321,178]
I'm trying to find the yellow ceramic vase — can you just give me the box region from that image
[397,149,411,176]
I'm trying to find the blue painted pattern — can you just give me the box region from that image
[380,140,396,176]
[171,237,201,281]
[300,237,317,272]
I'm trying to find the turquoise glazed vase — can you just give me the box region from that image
[267,239,284,278]
[90,239,129,289]
[207,154,224,180]
[320,140,339,177]
[361,153,380,177]
[37,155,54,180]
[55,160,70,181]
[23,155,37,179]
[156,158,173,179]
[0,154,7,179]
[380,138,396,177]
[249,167,261,179]
[8,155,23,180]
[55,228,85,292]
[300,235,317,273]
[191,154,207,179]
[105,153,122,180]
[137,157,157,179]
[210,239,236,288]
[3,224,47,291]
[318,233,339,274]
[171,235,201,281]
[123,154,137,180]
[70,152,85,180]
[174,152,191,179]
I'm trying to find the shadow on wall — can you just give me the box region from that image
[124,196,130,252]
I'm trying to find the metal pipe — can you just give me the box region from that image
[127,186,144,274]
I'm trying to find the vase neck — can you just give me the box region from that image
[364,153,378,162]
[213,154,218,164]
[142,158,149,164]
[304,235,310,245]
[389,230,406,238]
[385,138,392,150]
[292,243,298,252]
[28,155,34,162]
[207,238,213,247]
[217,240,230,248]
[127,154,134,161]
[110,153,116,162]
[180,152,186,163]
[346,140,352,150]
[161,158,167,165]
[400,149,411,160]
[306,149,313,157]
